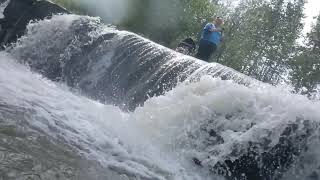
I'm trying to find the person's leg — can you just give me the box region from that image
[196,40,204,58]
[196,40,217,62]
[209,44,217,59]
[196,40,211,61]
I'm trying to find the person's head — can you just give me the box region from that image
[213,16,224,26]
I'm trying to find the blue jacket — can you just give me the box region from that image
[201,23,222,45]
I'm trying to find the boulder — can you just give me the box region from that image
[0,0,69,47]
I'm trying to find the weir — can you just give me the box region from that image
[10,15,257,110]
[0,1,320,180]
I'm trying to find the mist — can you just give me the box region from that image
[74,0,183,29]
[76,0,130,24]
[146,0,183,28]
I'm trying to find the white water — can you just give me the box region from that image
[132,74,320,162]
[2,48,320,179]
[1,13,320,179]
[0,52,209,179]
[0,0,9,19]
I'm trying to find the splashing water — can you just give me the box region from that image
[0,13,320,180]
[0,0,9,18]
[0,51,208,179]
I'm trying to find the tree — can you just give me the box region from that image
[217,0,305,85]
[52,0,319,98]
[120,0,219,47]
[290,14,320,96]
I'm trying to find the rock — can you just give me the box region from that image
[175,37,196,56]
[192,157,203,167]
[31,1,70,19]
[0,0,69,47]
[211,122,313,180]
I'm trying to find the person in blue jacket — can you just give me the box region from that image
[196,16,224,62]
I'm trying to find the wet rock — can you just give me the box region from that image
[192,157,203,167]
[0,0,69,46]
[211,122,314,180]
[209,129,224,144]
[308,172,319,180]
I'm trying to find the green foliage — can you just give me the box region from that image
[290,15,320,95]
[290,49,320,95]
[120,0,219,47]
[52,0,219,47]
[217,0,305,84]
[50,0,320,96]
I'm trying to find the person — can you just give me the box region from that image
[196,16,224,62]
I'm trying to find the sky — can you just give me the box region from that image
[227,0,320,34]
[304,0,320,34]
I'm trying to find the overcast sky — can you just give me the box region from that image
[228,0,320,34]
[304,0,320,33]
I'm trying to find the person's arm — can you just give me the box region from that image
[206,23,223,32]
[209,26,223,32]
[210,28,223,32]
[203,23,212,31]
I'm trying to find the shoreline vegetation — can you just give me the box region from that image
[52,0,320,99]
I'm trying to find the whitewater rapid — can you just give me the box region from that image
[2,49,320,179]
[0,52,198,180]
[0,13,320,180]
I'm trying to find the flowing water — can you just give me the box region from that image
[0,12,320,180]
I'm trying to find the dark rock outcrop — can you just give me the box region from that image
[0,0,69,47]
